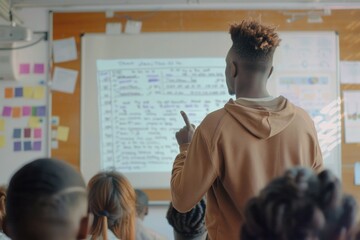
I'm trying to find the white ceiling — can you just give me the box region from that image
[10,0,360,10]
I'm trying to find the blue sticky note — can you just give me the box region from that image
[14,87,23,97]
[14,141,21,151]
[24,141,32,151]
[13,128,21,138]
[36,106,46,117]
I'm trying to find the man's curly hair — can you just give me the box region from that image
[229,19,281,62]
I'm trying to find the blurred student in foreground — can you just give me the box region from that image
[5,158,91,240]
[0,185,9,240]
[166,198,207,240]
[88,171,136,240]
[242,167,357,240]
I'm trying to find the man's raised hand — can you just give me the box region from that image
[175,111,196,145]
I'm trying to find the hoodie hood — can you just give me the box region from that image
[224,96,296,139]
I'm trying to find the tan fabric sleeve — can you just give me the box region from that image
[311,121,324,173]
[171,129,217,213]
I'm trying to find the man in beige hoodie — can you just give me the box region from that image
[171,19,323,240]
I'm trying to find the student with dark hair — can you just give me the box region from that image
[171,19,323,239]
[135,189,166,240]
[242,167,357,240]
[166,198,207,240]
[87,171,136,240]
[5,158,91,240]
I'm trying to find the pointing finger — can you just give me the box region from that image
[180,111,191,129]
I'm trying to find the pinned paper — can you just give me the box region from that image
[24,128,31,138]
[106,23,122,35]
[24,141,32,151]
[28,116,41,128]
[0,119,4,131]
[13,128,21,138]
[33,141,42,151]
[19,63,30,74]
[14,87,23,97]
[12,107,21,118]
[23,87,33,98]
[5,88,13,98]
[51,139,58,149]
[22,106,31,116]
[57,126,69,142]
[34,128,42,138]
[34,63,45,74]
[14,141,21,151]
[2,106,12,117]
[53,37,78,63]
[33,86,45,99]
[0,135,5,148]
[52,67,78,94]
[51,129,58,139]
[51,116,60,126]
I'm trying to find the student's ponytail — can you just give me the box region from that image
[101,214,108,240]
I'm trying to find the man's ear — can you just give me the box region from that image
[231,61,237,78]
[268,66,274,79]
[77,213,93,240]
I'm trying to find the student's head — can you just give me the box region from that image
[0,185,6,231]
[88,171,136,240]
[241,167,357,240]
[135,189,149,220]
[166,198,207,240]
[225,19,281,97]
[5,158,90,240]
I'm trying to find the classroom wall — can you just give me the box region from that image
[9,7,360,238]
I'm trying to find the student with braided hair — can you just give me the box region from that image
[87,171,136,240]
[171,19,323,239]
[166,198,207,240]
[241,167,357,240]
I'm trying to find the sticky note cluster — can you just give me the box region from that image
[19,63,45,75]
[12,127,43,152]
[1,106,46,118]
[4,86,45,99]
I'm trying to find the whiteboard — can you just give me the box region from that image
[81,32,341,188]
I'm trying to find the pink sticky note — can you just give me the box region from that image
[2,106,12,117]
[19,63,30,74]
[22,106,32,116]
[34,128,42,138]
[34,63,45,74]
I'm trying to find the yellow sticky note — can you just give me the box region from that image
[28,116,41,128]
[0,119,4,131]
[0,135,5,148]
[33,86,45,99]
[23,87,34,98]
[57,126,70,142]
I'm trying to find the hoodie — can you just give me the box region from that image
[171,96,323,240]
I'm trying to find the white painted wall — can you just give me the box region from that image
[144,204,174,240]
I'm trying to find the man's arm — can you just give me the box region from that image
[171,112,217,213]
